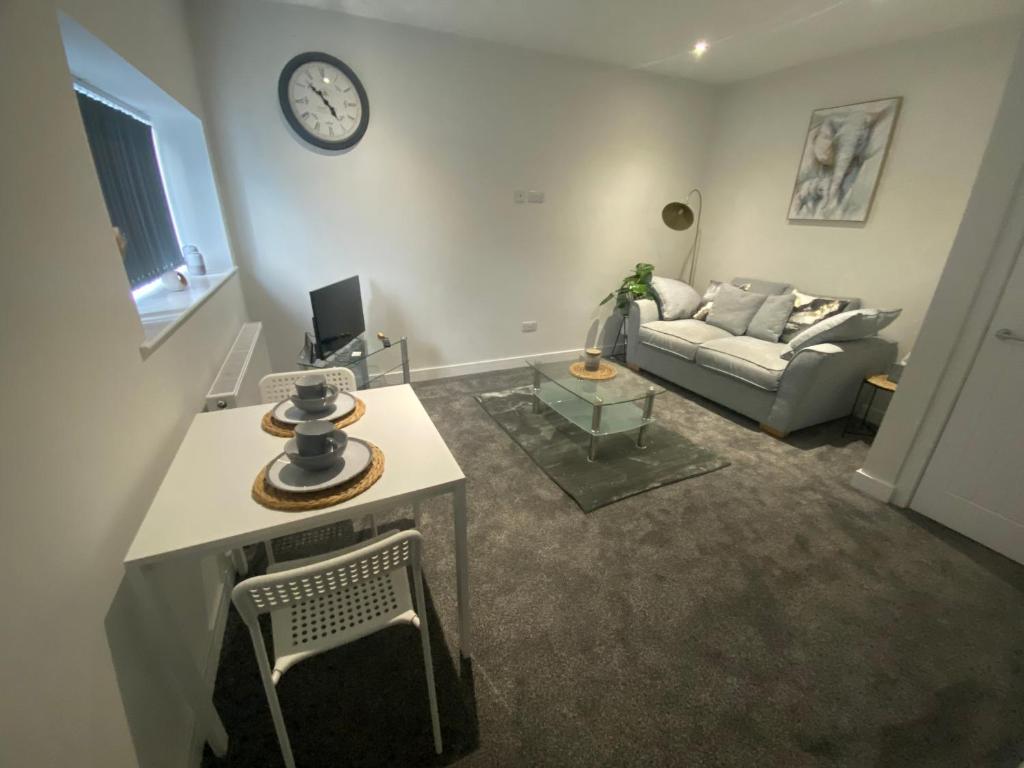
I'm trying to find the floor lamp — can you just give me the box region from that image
[662,188,703,285]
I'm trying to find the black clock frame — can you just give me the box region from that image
[278,51,370,151]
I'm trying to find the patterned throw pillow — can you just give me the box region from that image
[693,280,751,321]
[781,289,850,342]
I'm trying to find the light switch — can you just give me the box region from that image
[514,190,527,204]
[527,190,544,203]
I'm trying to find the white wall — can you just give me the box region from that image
[854,31,1024,507]
[0,1,248,766]
[188,0,717,373]
[698,22,1020,355]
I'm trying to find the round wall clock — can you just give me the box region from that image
[278,52,369,151]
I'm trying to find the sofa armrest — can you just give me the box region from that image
[764,336,897,434]
[625,299,659,364]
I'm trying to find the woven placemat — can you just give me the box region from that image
[569,361,617,381]
[261,396,366,437]
[252,443,384,512]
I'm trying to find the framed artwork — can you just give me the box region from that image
[788,96,902,223]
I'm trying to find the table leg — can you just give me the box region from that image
[400,337,411,385]
[452,481,472,659]
[589,402,603,462]
[862,386,879,433]
[532,368,541,414]
[229,548,248,576]
[637,387,656,448]
[125,564,229,757]
[843,380,867,437]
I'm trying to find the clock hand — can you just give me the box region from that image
[308,84,340,120]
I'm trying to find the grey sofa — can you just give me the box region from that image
[625,277,897,436]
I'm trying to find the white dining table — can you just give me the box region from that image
[123,384,470,757]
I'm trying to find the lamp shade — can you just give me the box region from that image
[661,201,695,231]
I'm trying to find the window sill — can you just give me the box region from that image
[137,268,238,359]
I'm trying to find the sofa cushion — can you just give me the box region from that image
[650,276,702,320]
[781,308,902,359]
[638,319,733,361]
[732,277,792,296]
[695,336,790,392]
[747,293,796,342]
[706,283,768,335]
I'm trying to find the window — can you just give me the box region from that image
[75,86,183,289]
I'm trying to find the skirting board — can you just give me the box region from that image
[401,347,584,383]
[850,468,895,503]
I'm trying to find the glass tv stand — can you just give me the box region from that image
[297,333,410,389]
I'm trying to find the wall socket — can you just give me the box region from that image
[521,320,538,333]
[514,190,544,204]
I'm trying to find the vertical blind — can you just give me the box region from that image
[75,89,183,289]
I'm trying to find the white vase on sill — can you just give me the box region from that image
[182,244,206,276]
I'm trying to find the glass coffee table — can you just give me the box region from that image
[526,357,665,461]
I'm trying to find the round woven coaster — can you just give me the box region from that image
[260,396,366,437]
[252,443,385,512]
[569,361,617,381]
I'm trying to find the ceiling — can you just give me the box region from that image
[266,0,1024,83]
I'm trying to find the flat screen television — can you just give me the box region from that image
[310,276,365,358]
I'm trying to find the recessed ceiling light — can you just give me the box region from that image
[692,40,709,58]
[323,77,331,83]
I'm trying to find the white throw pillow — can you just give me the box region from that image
[781,308,901,359]
[650,276,702,320]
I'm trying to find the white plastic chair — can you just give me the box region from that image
[231,529,443,766]
[258,367,357,403]
[257,368,371,564]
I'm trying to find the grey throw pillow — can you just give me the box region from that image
[781,308,902,359]
[706,283,768,335]
[747,293,796,342]
[692,280,751,321]
[781,289,851,342]
[650,276,702,320]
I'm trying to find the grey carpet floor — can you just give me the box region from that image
[204,368,1024,768]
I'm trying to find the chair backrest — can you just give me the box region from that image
[258,368,357,403]
[231,529,421,626]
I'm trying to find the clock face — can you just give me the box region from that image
[278,52,369,151]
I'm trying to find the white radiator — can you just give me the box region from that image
[205,321,272,411]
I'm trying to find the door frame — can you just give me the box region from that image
[898,171,1024,508]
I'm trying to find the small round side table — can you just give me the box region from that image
[843,373,897,438]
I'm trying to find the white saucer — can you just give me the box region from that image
[265,438,373,494]
[272,391,356,425]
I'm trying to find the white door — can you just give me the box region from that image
[912,249,1024,564]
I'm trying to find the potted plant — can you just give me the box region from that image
[600,262,654,316]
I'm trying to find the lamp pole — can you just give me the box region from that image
[685,188,703,285]
[662,188,703,285]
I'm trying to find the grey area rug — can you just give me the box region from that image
[474,386,729,511]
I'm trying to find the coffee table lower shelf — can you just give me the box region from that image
[532,380,657,461]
